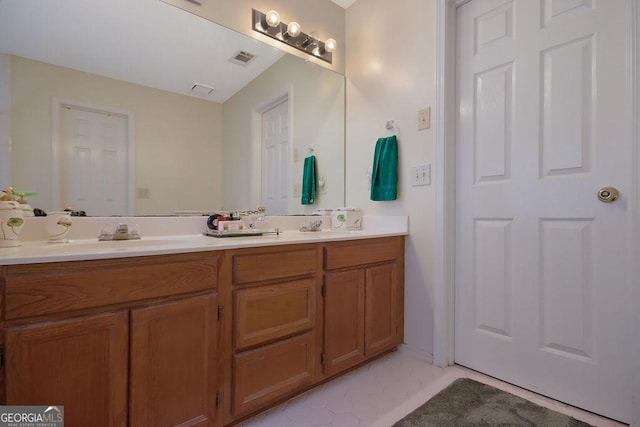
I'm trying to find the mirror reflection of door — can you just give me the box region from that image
[261,98,290,216]
[60,106,130,216]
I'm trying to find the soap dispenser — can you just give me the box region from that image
[256,206,266,221]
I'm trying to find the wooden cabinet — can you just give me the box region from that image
[323,237,404,377]
[233,332,316,415]
[234,279,316,351]
[323,269,365,376]
[1,236,404,426]
[2,253,221,427]
[365,263,399,355]
[228,244,320,419]
[6,311,129,427]
[130,295,219,427]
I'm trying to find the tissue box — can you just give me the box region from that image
[331,208,362,230]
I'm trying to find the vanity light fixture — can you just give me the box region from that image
[325,38,337,53]
[285,21,301,38]
[252,9,336,64]
[265,10,280,27]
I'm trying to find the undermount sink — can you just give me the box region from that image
[90,238,192,247]
[41,237,195,252]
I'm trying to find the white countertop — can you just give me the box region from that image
[0,215,408,265]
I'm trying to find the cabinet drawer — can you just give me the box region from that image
[232,247,317,285]
[233,332,316,416]
[234,279,316,350]
[324,237,400,271]
[4,252,218,320]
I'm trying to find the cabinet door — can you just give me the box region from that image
[6,311,129,427]
[130,294,219,427]
[365,263,399,355]
[324,269,365,376]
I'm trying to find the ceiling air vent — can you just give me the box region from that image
[191,83,215,95]
[230,50,256,66]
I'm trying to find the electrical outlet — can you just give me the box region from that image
[411,164,431,186]
[136,187,150,199]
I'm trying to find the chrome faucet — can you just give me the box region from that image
[99,223,141,241]
[113,223,129,240]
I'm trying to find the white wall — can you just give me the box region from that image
[345,0,437,359]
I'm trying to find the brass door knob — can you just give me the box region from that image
[597,186,619,203]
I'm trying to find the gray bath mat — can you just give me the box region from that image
[393,378,595,427]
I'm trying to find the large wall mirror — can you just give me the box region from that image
[0,0,345,216]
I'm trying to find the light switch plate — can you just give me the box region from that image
[318,177,327,194]
[418,107,431,131]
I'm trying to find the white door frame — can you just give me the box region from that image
[51,98,135,215]
[433,0,640,423]
[0,54,11,187]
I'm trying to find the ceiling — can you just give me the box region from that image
[0,0,285,103]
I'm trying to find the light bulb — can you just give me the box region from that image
[287,21,301,37]
[265,10,280,27]
[325,38,337,53]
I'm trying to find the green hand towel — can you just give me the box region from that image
[370,135,398,201]
[301,155,317,205]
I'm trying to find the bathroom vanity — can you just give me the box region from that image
[0,220,405,426]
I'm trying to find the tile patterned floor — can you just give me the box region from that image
[240,351,627,427]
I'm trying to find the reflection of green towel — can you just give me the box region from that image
[370,135,398,201]
[301,155,317,205]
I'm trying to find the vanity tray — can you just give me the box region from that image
[203,229,280,238]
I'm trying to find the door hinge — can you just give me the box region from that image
[215,393,221,408]
[0,347,4,369]
[320,353,326,366]
[217,305,223,321]
[321,284,326,297]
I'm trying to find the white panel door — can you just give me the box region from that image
[61,107,129,216]
[261,99,290,215]
[455,0,633,422]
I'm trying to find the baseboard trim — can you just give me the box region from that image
[398,344,434,363]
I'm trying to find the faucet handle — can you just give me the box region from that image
[116,223,129,233]
[128,223,140,239]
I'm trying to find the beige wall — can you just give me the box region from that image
[222,54,345,213]
[10,56,222,215]
[161,0,345,75]
[345,0,437,360]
